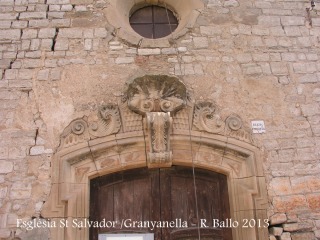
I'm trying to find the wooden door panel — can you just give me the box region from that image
[160,167,232,240]
[90,167,232,240]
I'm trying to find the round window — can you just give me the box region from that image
[129,5,178,39]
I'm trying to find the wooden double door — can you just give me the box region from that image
[90,167,232,240]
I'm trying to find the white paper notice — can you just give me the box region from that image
[251,120,266,133]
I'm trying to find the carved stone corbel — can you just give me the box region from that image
[127,75,187,168]
[146,112,172,168]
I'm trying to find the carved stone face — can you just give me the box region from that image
[127,75,187,115]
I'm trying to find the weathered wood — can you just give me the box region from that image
[90,167,232,240]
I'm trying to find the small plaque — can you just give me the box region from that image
[251,120,266,134]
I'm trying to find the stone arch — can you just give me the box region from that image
[42,75,268,240]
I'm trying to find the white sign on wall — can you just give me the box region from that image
[251,120,266,134]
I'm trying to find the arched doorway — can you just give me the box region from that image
[42,75,268,240]
[90,167,232,240]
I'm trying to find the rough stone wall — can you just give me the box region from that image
[0,0,319,239]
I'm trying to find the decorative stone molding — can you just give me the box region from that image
[58,104,121,150]
[127,75,187,115]
[43,75,268,240]
[127,75,187,167]
[146,112,172,168]
[193,101,225,133]
[104,0,204,47]
[225,114,254,144]
[192,101,254,144]
[89,104,122,138]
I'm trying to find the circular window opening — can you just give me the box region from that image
[129,5,178,39]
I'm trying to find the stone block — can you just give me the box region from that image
[193,37,209,49]
[11,21,28,29]
[36,4,49,12]
[10,182,32,199]
[23,59,42,68]
[301,104,320,117]
[252,53,269,61]
[48,12,65,19]
[71,0,93,3]
[115,57,134,64]
[19,12,47,19]
[269,235,276,240]
[200,26,222,35]
[22,29,38,39]
[49,4,60,11]
[29,19,50,28]
[291,232,315,240]
[14,6,27,12]
[50,68,62,80]
[270,62,288,75]
[38,28,56,38]
[0,13,18,20]
[236,53,252,63]
[242,63,262,75]
[25,50,41,59]
[18,69,34,79]
[138,48,161,55]
[281,16,305,26]
[270,177,292,195]
[0,21,11,29]
[55,38,69,51]
[270,26,285,36]
[37,69,49,81]
[278,37,292,47]
[0,187,8,198]
[41,39,53,50]
[249,36,264,46]
[224,0,239,7]
[161,48,176,55]
[284,26,301,36]
[273,195,308,212]
[61,4,73,11]
[283,223,299,232]
[279,232,291,240]
[306,193,320,210]
[47,0,70,4]
[0,160,13,173]
[288,222,314,232]
[94,28,107,38]
[297,37,311,47]
[299,74,319,83]
[30,146,45,155]
[281,53,296,62]
[258,16,281,26]
[4,69,17,80]
[0,29,21,40]
[252,26,269,36]
[83,29,94,38]
[269,227,283,236]
[0,59,11,69]
[0,0,14,5]
[50,19,71,27]
[75,5,87,12]
[59,28,83,38]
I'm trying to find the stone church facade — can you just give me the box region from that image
[0,0,319,239]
